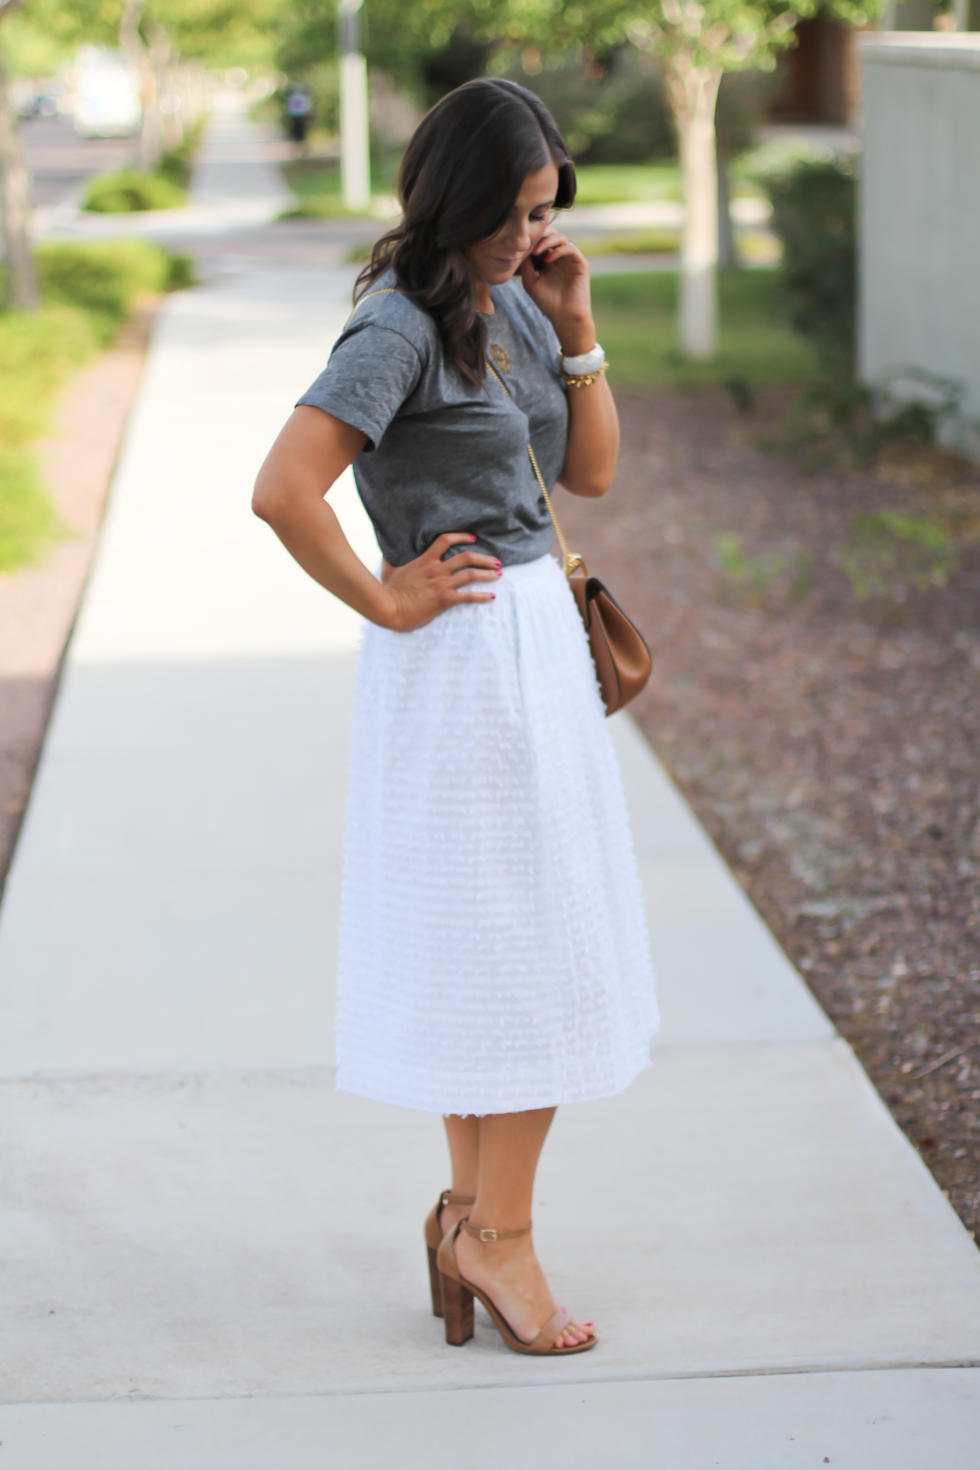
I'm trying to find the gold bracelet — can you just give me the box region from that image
[561,361,609,388]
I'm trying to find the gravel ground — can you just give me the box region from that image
[559,387,980,1241]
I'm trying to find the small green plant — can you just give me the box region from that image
[83,168,186,213]
[715,532,782,601]
[838,511,957,600]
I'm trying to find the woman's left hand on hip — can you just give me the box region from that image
[518,229,595,355]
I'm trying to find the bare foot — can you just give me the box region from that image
[454,1230,594,1349]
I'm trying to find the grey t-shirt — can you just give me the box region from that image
[296,272,569,567]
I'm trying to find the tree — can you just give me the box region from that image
[427,0,878,360]
[570,0,880,359]
[0,0,38,308]
[619,1,878,358]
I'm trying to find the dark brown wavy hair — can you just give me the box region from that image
[355,78,576,389]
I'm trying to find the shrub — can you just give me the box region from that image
[83,168,186,214]
[0,241,193,574]
[0,306,97,447]
[36,240,193,343]
[762,158,856,374]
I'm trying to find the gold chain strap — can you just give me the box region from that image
[486,361,583,578]
[345,290,582,578]
[345,286,397,326]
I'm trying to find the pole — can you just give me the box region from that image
[338,0,370,213]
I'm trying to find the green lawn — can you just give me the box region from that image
[576,230,679,256]
[591,269,820,389]
[571,162,763,206]
[572,163,682,205]
[279,157,394,217]
[280,156,765,216]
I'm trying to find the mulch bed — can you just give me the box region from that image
[560,387,980,1241]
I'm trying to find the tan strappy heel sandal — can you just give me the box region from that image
[436,1220,598,1355]
[423,1190,476,1317]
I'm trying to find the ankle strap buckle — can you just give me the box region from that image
[478,1227,498,1243]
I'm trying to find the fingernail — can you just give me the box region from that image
[470,534,478,541]
[495,569,502,577]
[490,594,496,600]
[494,559,501,566]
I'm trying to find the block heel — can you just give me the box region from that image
[423,1189,475,1318]
[440,1270,475,1346]
[426,1245,442,1317]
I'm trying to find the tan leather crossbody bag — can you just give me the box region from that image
[487,361,652,716]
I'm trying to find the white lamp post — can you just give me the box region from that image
[338,0,371,213]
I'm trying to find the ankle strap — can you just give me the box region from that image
[440,1190,476,1208]
[460,1220,532,1243]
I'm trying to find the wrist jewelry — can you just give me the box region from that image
[560,341,605,376]
[562,361,609,388]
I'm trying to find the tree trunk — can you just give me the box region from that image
[160,58,184,152]
[717,151,739,271]
[0,35,38,310]
[666,62,723,361]
[149,28,173,158]
[120,0,161,173]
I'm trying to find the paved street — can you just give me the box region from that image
[2,95,979,1467]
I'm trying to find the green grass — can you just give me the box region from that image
[591,269,821,389]
[0,448,63,575]
[283,157,763,217]
[572,163,764,206]
[279,157,393,218]
[577,230,679,256]
[0,241,194,574]
[572,163,682,205]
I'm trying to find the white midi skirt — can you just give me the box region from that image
[336,553,658,1115]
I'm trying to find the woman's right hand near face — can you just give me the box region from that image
[377,532,501,632]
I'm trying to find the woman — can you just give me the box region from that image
[253,78,657,1357]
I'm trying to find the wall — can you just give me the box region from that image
[859,34,980,432]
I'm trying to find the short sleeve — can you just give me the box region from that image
[296,323,423,451]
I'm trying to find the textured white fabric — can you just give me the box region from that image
[336,553,659,1114]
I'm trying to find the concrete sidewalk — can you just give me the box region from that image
[2,104,980,1467]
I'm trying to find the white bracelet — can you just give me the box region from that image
[561,342,605,376]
